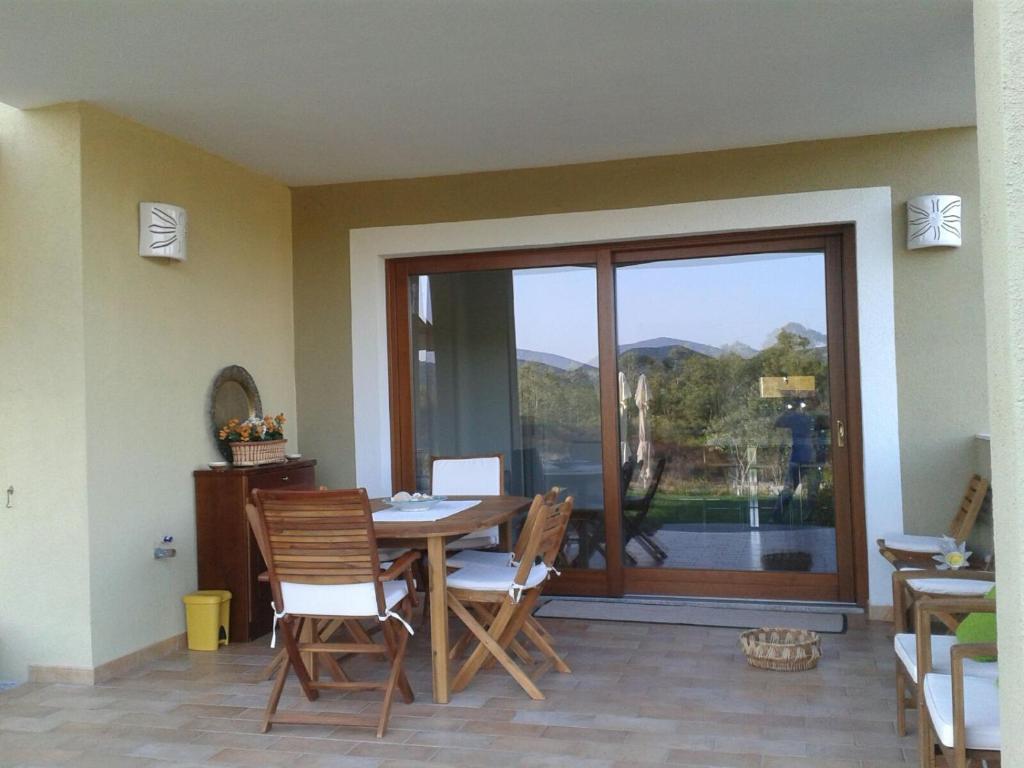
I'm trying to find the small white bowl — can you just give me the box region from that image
[285,453,302,460]
[208,461,229,470]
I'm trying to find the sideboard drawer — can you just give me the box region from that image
[248,464,316,492]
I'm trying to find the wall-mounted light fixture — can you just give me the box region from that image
[907,195,961,250]
[139,202,187,260]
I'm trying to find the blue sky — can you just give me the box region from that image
[511,252,826,363]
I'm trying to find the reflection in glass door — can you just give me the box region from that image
[389,228,861,603]
[614,252,838,576]
[405,265,608,573]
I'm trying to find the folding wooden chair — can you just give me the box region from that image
[877,475,989,567]
[890,571,997,738]
[446,494,574,699]
[622,457,667,563]
[245,487,418,737]
[915,597,999,768]
[447,487,572,675]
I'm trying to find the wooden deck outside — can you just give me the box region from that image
[0,615,915,767]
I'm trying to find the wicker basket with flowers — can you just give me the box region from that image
[218,413,287,466]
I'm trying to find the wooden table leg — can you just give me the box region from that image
[427,535,450,703]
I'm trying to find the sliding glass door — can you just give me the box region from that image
[387,228,863,603]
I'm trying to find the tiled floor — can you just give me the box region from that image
[0,615,915,767]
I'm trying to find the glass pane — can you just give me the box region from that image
[615,251,835,573]
[408,266,606,568]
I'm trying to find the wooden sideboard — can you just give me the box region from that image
[194,459,317,642]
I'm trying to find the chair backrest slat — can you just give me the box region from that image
[947,474,990,541]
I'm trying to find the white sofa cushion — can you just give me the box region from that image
[923,672,1001,751]
[894,633,999,683]
[906,578,994,596]
[882,533,946,553]
[447,562,548,593]
[447,549,514,569]
[280,579,408,617]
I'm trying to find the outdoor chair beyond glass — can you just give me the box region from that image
[245,487,418,738]
[622,457,667,564]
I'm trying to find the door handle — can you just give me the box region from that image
[836,419,846,448]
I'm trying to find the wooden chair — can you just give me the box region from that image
[622,457,667,564]
[447,486,571,673]
[245,487,418,738]
[890,570,997,737]
[878,475,989,567]
[431,454,506,551]
[915,597,999,768]
[892,568,996,638]
[446,494,574,699]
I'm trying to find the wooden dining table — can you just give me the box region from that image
[372,494,531,703]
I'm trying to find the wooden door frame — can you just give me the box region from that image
[385,224,867,606]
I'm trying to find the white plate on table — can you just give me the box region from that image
[386,495,447,512]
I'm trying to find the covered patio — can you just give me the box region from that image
[3,1,1024,766]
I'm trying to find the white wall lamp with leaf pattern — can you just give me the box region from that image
[907,194,962,250]
[139,202,187,260]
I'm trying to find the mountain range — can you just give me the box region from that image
[517,323,826,371]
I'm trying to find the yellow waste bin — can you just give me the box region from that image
[182,590,231,651]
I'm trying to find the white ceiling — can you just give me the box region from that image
[0,1,975,186]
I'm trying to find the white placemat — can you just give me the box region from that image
[372,499,480,523]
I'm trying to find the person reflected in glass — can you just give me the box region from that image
[773,398,815,524]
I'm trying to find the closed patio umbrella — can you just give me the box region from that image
[618,371,632,464]
[635,373,653,487]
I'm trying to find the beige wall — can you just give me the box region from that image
[0,102,295,679]
[975,0,1024,760]
[292,128,988,548]
[78,105,296,667]
[0,104,93,680]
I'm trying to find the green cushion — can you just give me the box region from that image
[955,586,997,661]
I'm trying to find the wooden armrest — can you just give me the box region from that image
[915,597,996,678]
[380,550,420,581]
[951,642,998,665]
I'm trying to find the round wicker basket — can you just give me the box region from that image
[739,627,821,671]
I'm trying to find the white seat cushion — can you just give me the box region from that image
[432,457,502,496]
[923,672,1001,750]
[882,533,946,553]
[447,548,514,569]
[447,562,548,593]
[280,579,408,617]
[447,526,501,552]
[894,633,999,683]
[906,578,994,596]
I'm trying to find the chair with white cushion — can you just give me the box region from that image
[890,570,997,737]
[877,475,989,567]
[245,487,418,738]
[446,494,574,700]
[915,597,999,768]
[893,569,995,638]
[448,486,570,671]
[431,454,505,551]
